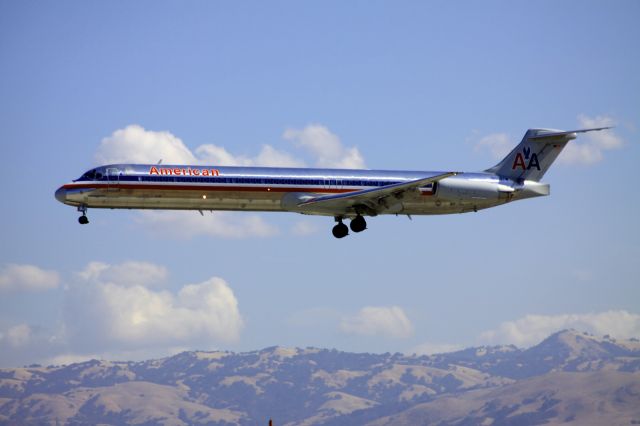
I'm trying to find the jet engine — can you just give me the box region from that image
[436,179,514,201]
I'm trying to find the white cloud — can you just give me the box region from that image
[0,264,60,292]
[65,262,243,352]
[283,124,366,169]
[195,144,304,168]
[0,262,244,366]
[479,310,640,347]
[77,261,168,287]
[96,125,197,164]
[252,145,306,168]
[91,279,241,343]
[559,115,623,165]
[340,306,413,339]
[411,342,463,356]
[96,124,305,167]
[474,133,512,160]
[137,211,278,239]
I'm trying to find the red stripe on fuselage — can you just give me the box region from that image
[64,183,436,195]
[63,182,356,194]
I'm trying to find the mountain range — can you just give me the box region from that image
[1,329,639,425]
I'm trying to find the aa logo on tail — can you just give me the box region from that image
[512,146,540,170]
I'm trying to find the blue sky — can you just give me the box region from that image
[1,1,638,366]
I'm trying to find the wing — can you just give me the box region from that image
[297,172,457,216]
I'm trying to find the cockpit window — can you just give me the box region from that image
[81,170,95,181]
[76,168,102,181]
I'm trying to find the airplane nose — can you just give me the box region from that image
[55,187,67,203]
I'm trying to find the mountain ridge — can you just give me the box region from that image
[1,329,638,425]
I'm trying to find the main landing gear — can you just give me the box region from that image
[77,205,89,225]
[349,215,366,233]
[332,218,348,238]
[332,215,367,238]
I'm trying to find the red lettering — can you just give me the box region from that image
[512,153,526,170]
[150,166,219,177]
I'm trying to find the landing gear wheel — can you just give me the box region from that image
[77,205,89,225]
[332,221,349,239]
[350,215,367,233]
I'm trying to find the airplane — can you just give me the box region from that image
[55,127,610,238]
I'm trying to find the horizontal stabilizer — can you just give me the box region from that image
[528,127,613,140]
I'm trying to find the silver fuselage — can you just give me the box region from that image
[55,164,549,217]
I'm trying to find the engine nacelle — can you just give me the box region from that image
[436,179,513,201]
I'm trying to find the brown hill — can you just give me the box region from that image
[367,371,640,426]
[0,330,638,425]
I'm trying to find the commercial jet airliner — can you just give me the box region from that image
[55,127,609,238]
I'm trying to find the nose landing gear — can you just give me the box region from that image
[77,205,89,225]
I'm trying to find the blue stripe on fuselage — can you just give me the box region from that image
[73,164,501,188]
[109,174,410,188]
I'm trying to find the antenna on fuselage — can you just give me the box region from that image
[157,159,163,165]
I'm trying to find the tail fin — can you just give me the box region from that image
[485,127,611,181]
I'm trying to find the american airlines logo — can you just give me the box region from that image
[512,146,540,171]
[149,166,221,176]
